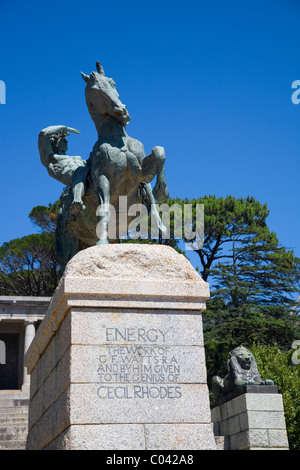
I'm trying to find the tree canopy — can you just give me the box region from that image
[0,203,59,296]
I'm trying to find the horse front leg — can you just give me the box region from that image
[95,174,111,245]
[142,146,169,202]
[140,182,167,236]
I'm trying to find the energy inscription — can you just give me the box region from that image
[97,327,182,400]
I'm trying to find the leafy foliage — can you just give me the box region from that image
[251,343,300,450]
[185,196,300,385]
[0,232,59,296]
[0,203,60,296]
[29,201,60,233]
[162,196,269,277]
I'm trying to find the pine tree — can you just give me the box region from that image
[0,203,60,296]
[199,197,300,382]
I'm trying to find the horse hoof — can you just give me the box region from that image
[96,239,109,246]
[153,183,169,202]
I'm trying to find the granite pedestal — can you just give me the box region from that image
[211,386,289,450]
[25,244,216,450]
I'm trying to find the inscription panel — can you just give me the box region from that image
[68,311,207,412]
[70,383,212,424]
[89,326,206,403]
[98,326,183,400]
[98,344,181,384]
[70,344,206,384]
[71,310,204,346]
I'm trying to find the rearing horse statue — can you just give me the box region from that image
[38,61,169,273]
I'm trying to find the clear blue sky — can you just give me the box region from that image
[0,0,299,267]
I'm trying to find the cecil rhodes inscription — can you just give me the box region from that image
[97,327,182,400]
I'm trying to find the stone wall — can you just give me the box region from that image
[211,391,289,450]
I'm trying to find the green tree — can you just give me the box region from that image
[0,203,60,296]
[205,225,300,344]
[173,195,273,281]
[251,343,300,450]
[180,196,300,383]
[0,232,59,296]
[29,201,60,233]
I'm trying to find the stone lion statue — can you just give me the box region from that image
[212,345,274,401]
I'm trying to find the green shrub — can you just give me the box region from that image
[251,343,300,450]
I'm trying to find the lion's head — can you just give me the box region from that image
[212,345,275,403]
[229,345,260,376]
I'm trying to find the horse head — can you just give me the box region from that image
[81,62,130,130]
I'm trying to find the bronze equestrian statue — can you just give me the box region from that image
[38,62,169,273]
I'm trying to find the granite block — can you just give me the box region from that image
[230,431,250,450]
[68,344,207,384]
[245,393,284,412]
[145,424,216,450]
[247,411,286,429]
[67,383,212,425]
[268,429,289,448]
[249,429,269,448]
[44,424,146,450]
[69,309,205,347]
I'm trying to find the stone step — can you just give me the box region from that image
[0,391,29,449]
[0,434,28,443]
[0,398,29,407]
[0,425,28,441]
[0,439,27,450]
[0,414,28,424]
[0,406,28,415]
[214,435,230,450]
[0,392,29,400]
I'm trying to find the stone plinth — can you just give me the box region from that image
[211,389,289,450]
[25,244,216,450]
